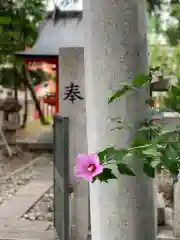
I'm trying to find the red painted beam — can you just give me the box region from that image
[55,58,59,113]
[24,56,59,113]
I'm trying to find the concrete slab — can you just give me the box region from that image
[0,219,58,240]
[0,220,50,231]
[0,166,53,220]
[0,229,56,240]
[157,226,180,240]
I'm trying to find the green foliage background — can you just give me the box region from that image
[0,0,47,87]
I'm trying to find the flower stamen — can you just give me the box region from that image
[88,164,96,172]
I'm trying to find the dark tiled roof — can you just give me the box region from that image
[45,5,82,24]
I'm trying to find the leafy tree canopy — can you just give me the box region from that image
[0,0,47,87]
[147,0,180,46]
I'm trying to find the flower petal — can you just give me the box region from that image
[88,153,101,166]
[75,170,93,182]
[76,153,89,167]
[74,165,84,177]
[83,173,93,182]
[92,164,103,177]
[74,153,103,182]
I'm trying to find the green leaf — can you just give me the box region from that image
[138,123,161,134]
[0,17,11,24]
[112,149,129,162]
[166,161,179,176]
[157,127,179,141]
[142,148,162,158]
[151,159,162,168]
[98,147,116,163]
[143,163,155,178]
[98,147,128,163]
[117,163,136,176]
[108,75,149,104]
[108,85,130,104]
[92,168,117,183]
[131,135,150,147]
[132,74,149,85]
[167,145,178,160]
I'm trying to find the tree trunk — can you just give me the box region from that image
[22,66,48,125]
[21,84,28,128]
[14,86,18,100]
[14,85,21,125]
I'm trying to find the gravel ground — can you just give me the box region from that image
[0,152,52,205]
[22,187,54,222]
[156,170,173,207]
[0,147,42,178]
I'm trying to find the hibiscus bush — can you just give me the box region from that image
[75,73,180,183]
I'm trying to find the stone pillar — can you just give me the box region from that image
[59,48,89,240]
[83,1,156,240]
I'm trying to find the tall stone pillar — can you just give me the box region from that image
[59,48,89,240]
[83,1,156,240]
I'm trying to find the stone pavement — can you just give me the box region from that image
[38,130,53,143]
[157,226,176,240]
[0,219,57,240]
[0,165,58,240]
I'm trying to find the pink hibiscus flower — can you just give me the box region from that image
[74,153,103,182]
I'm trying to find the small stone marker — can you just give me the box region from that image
[157,192,165,226]
[174,180,180,237]
[58,47,89,240]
